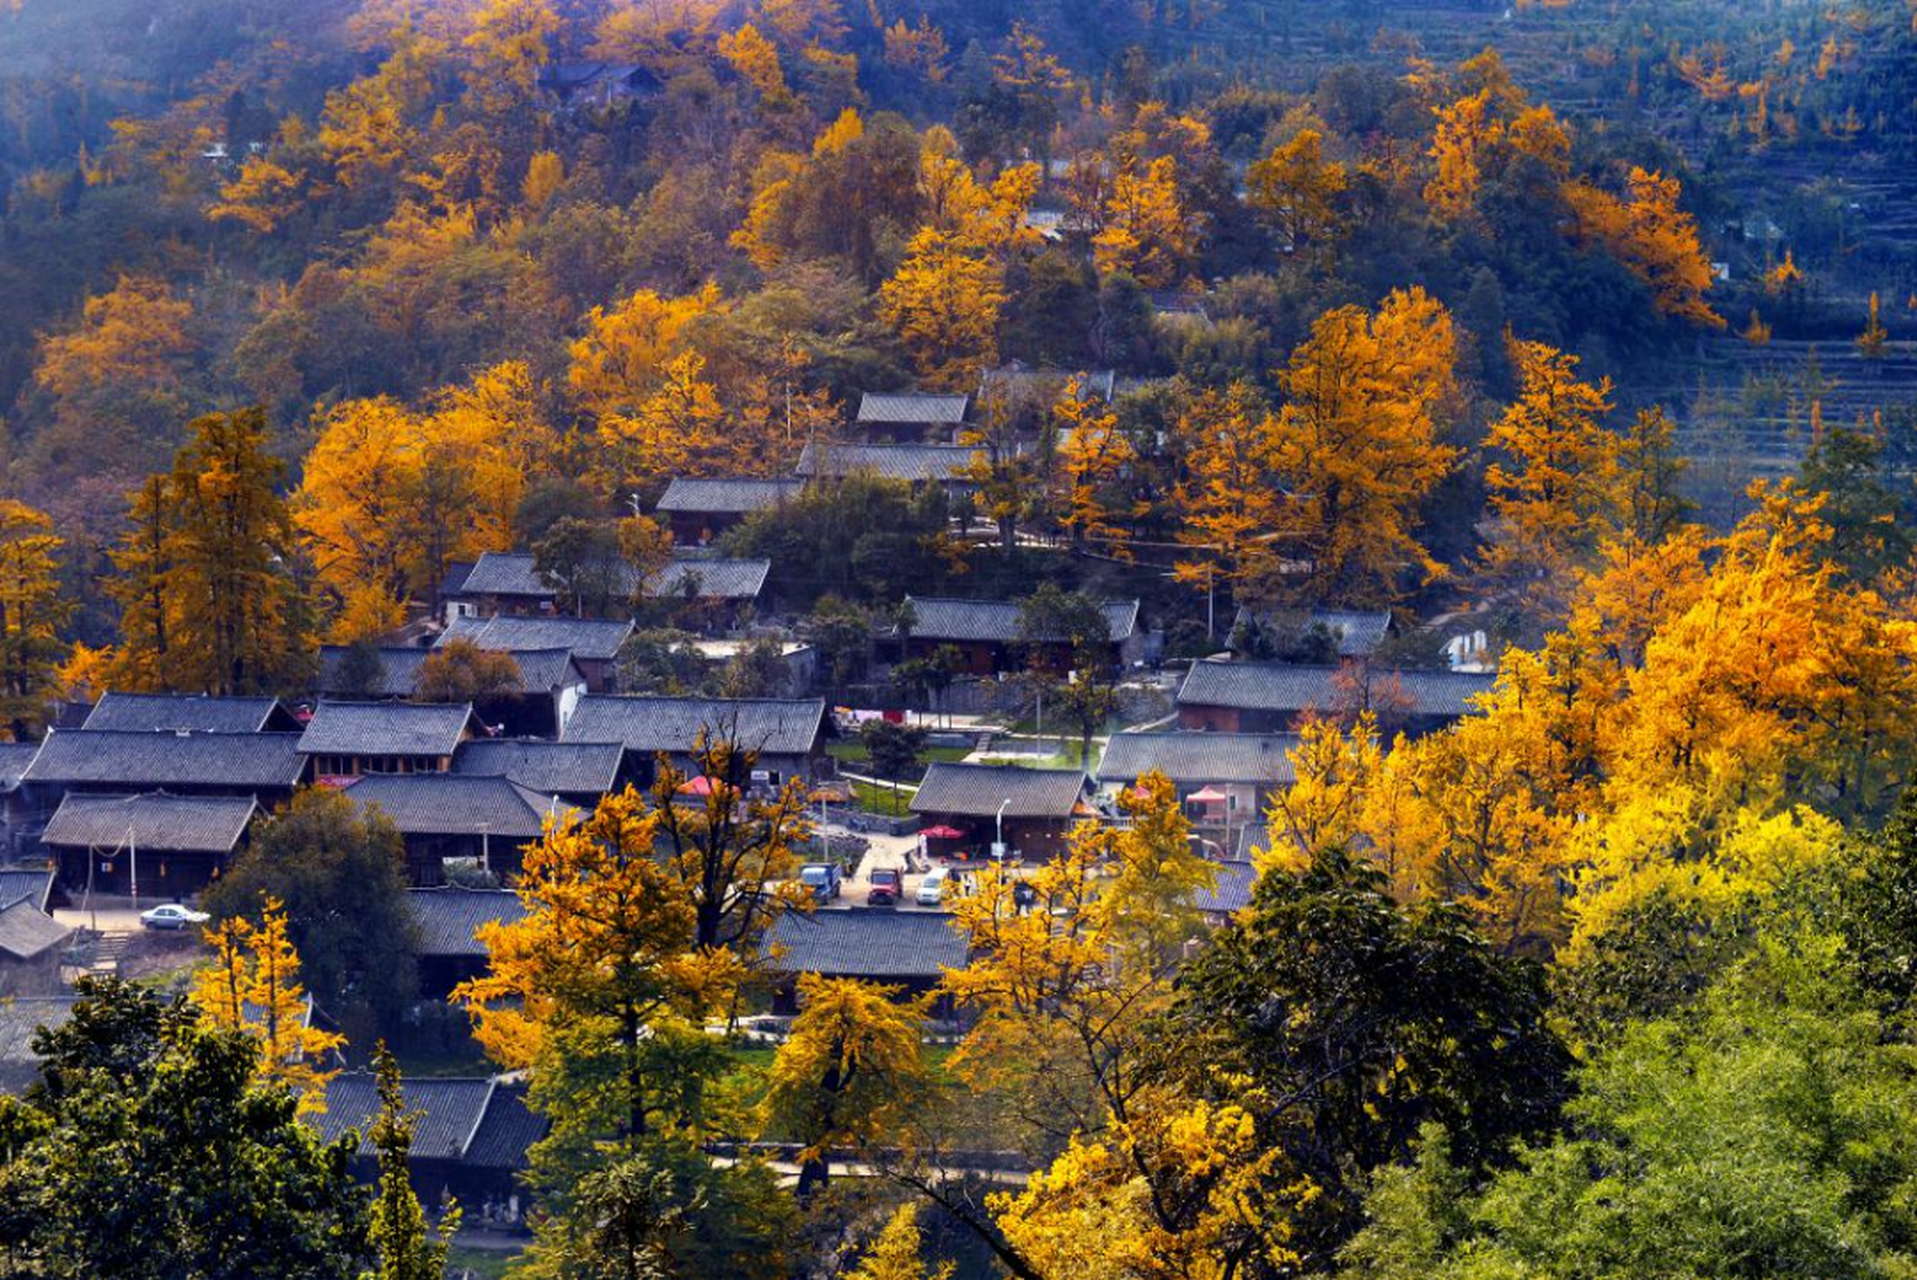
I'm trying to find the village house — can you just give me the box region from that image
[0,743,44,860]
[81,691,304,734]
[443,552,769,635]
[794,442,977,494]
[980,362,1117,406]
[299,701,474,781]
[1175,660,1497,736]
[854,391,970,442]
[1095,731,1298,850]
[0,869,52,914]
[406,886,527,999]
[536,61,661,108]
[21,729,307,804]
[1228,607,1395,659]
[899,596,1142,677]
[343,773,554,885]
[40,791,260,901]
[560,694,831,790]
[0,897,72,996]
[761,909,970,1016]
[450,739,623,812]
[317,644,589,739]
[311,1074,546,1224]
[438,613,636,693]
[909,762,1090,862]
[654,476,804,545]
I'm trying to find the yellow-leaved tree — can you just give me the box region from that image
[456,781,799,1276]
[1172,381,1282,604]
[195,898,346,1113]
[911,776,1310,1275]
[1247,128,1348,262]
[1476,336,1622,616]
[761,974,932,1198]
[1268,286,1460,605]
[1050,382,1140,557]
[1093,155,1194,288]
[1562,167,1723,328]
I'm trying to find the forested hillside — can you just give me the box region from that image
[2,3,1917,1277]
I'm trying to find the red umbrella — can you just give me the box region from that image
[1187,786,1229,804]
[677,775,717,797]
[920,824,968,839]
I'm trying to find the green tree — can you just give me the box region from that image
[1166,849,1571,1264]
[806,594,873,685]
[1015,584,1118,764]
[0,978,364,1278]
[861,718,928,815]
[1344,941,1917,1280]
[203,789,418,1044]
[1797,425,1913,585]
[361,1043,458,1280]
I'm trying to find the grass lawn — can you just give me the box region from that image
[446,1244,519,1279]
[826,742,973,766]
[850,777,916,816]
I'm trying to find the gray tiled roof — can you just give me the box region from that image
[41,791,260,853]
[310,1075,495,1161]
[463,1086,545,1170]
[0,743,39,791]
[406,887,526,957]
[1191,860,1256,915]
[0,899,70,961]
[563,695,826,757]
[1176,661,1495,719]
[903,596,1138,645]
[646,557,769,601]
[857,392,969,425]
[1231,608,1394,658]
[1097,733,1299,787]
[456,552,555,598]
[453,739,622,795]
[455,552,769,604]
[0,869,53,911]
[82,692,289,735]
[762,908,969,980]
[795,442,976,484]
[345,774,552,840]
[656,476,804,515]
[910,762,1087,819]
[0,996,76,1088]
[1235,823,1276,861]
[438,614,635,662]
[298,702,473,758]
[22,730,306,790]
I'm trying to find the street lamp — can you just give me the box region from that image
[995,797,1011,861]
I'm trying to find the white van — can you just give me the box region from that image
[916,866,950,907]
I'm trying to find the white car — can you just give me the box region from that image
[140,904,210,931]
[916,867,950,907]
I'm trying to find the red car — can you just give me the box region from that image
[866,868,903,906]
